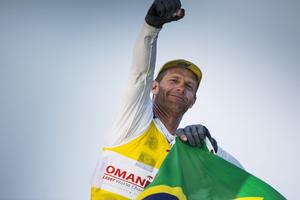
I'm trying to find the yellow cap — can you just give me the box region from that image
[158,59,202,85]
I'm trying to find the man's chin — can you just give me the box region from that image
[167,101,189,113]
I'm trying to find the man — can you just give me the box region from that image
[91,0,242,199]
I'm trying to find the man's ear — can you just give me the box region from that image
[151,80,159,95]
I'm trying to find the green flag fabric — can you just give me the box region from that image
[137,138,285,200]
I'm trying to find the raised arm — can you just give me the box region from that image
[109,0,185,145]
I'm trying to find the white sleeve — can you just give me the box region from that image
[216,147,244,169]
[108,23,161,146]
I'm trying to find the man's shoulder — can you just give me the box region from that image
[216,147,244,170]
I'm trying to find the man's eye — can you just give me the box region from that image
[186,84,194,90]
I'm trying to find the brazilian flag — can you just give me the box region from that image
[137,138,285,200]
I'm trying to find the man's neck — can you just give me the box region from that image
[153,103,183,134]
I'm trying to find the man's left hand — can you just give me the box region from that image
[175,124,218,152]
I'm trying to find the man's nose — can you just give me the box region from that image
[176,83,185,94]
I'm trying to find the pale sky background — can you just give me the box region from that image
[0,0,299,199]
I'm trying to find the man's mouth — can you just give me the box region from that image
[169,94,185,102]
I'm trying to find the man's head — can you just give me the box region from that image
[152,59,202,114]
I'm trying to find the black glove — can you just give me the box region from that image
[145,0,185,28]
[175,124,218,153]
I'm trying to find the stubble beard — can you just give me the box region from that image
[156,90,189,115]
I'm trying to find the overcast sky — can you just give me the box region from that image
[1,0,299,199]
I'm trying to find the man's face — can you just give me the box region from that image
[152,67,198,114]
